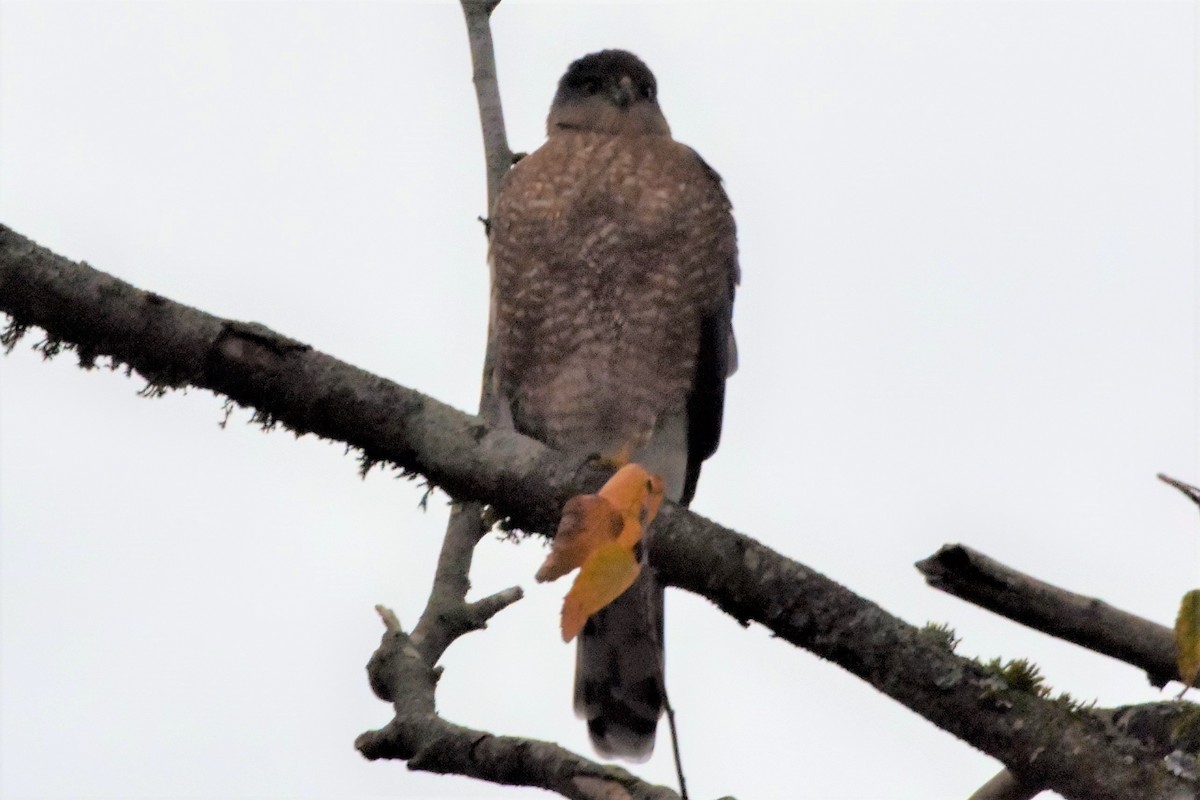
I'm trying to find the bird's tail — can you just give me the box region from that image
[573,565,665,761]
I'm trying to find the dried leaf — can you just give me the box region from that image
[561,543,641,642]
[535,464,664,583]
[536,494,622,583]
[536,463,667,640]
[598,463,664,548]
[1175,589,1200,696]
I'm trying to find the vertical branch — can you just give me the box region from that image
[435,0,513,585]
[460,0,513,214]
[427,1,513,601]
[460,0,512,423]
[406,0,514,673]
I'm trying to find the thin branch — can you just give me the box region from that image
[661,696,688,800]
[1160,473,1200,513]
[410,501,518,664]
[449,0,511,640]
[2,228,1197,799]
[358,606,679,800]
[459,0,513,214]
[457,0,510,425]
[916,544,1178,688]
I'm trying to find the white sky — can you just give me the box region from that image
[1,2,1197,798]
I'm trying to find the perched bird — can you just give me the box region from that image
[488,49,739,761]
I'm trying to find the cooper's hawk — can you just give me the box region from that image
[488,49,739,760]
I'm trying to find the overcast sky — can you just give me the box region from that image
[1,2,1197,798]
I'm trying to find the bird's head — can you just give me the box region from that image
[547,50,671,137]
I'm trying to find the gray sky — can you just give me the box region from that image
[1,2,1197,798]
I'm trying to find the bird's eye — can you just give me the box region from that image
[641,84,655,100]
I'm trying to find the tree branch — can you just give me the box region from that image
[1159,474,1200,513]
[357,605,680,800]
[916,544,1178,688]
[966,702,1200,799]
[3,226,1198,799]
[926,487,1199,799]
[459,0,513,216]
[355,510,681,800]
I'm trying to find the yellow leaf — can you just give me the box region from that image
[1175,589,1200,696]
[535,462,667,641]
[597,463,665,549]
[561,543,641,642]
[536,494,622,583]
[535,463,664,583]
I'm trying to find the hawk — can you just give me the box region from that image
[488,49,739,760]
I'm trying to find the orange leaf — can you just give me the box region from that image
[597,463,665,549]
[535,463,664,583]
[535,494,622,583]
[536,462,667,640]
[560,543,642,642]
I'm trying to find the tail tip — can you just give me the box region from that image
[588,717,657,763]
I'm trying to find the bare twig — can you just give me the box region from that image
[444,0,511,609]
[459,0,513,214]
[1159,473,1200,513]
[458,0,512,426]
[917,543,1179,688]
[410,500,519,663]
[358,604,681,800]
[3,229,1198,799]
[662,694,688,800]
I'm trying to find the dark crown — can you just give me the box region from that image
[553,50,658,107]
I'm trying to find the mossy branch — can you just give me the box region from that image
[3,223,1197,799]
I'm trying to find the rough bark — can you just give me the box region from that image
[2,224,1197,799]
[917,544,1179,688]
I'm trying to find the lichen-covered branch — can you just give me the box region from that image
[650,507,1196,799]
[974,701,1200,800]
[3,226,1197,799]
[917,544,1179,688]
[0,224,584,525]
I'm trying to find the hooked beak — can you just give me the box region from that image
[610,75,636,108]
